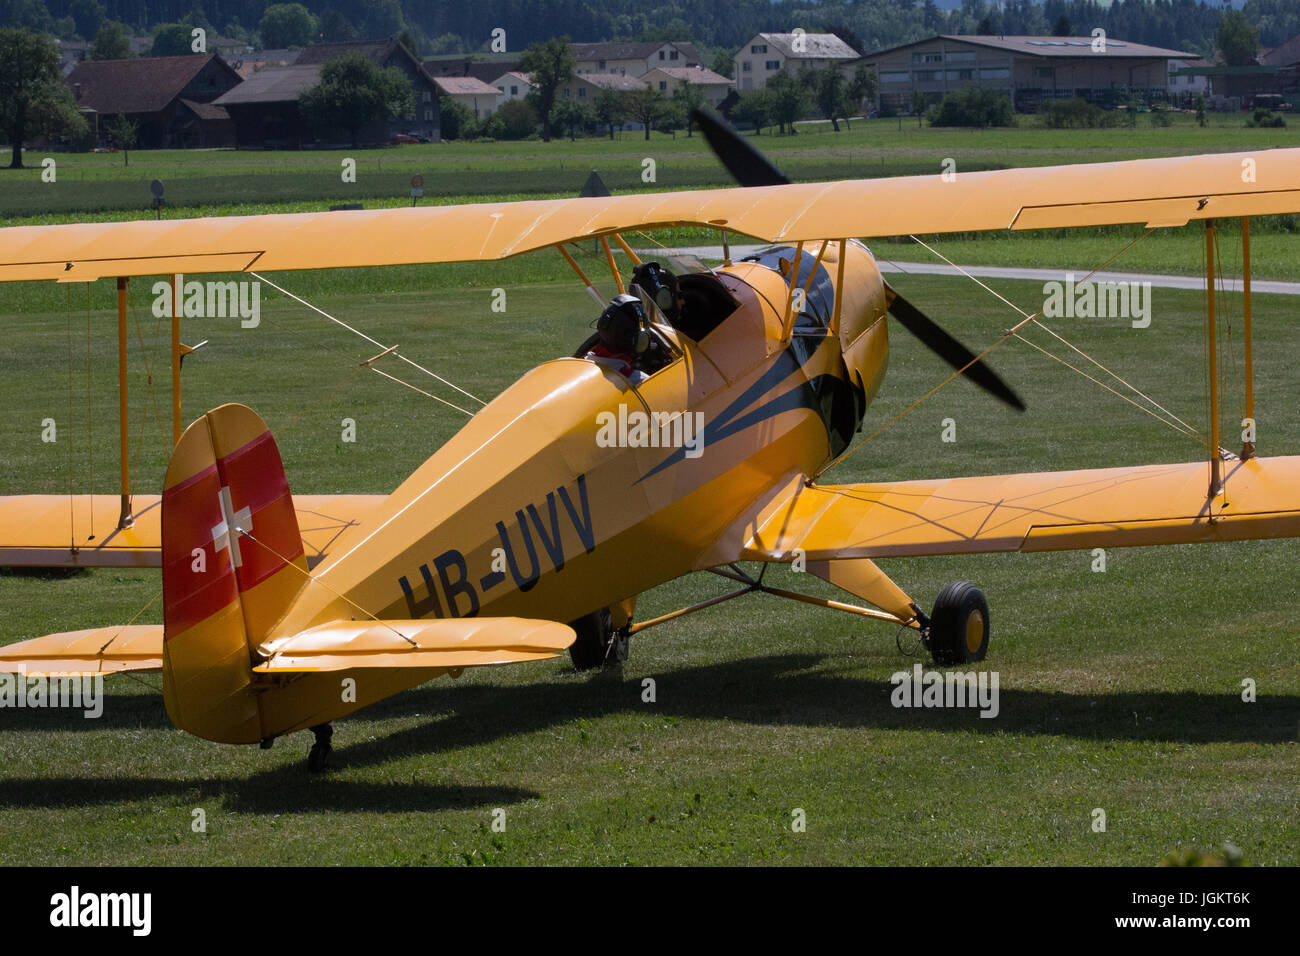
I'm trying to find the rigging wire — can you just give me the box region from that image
[817,227,1202,479]
[250,272,485,411]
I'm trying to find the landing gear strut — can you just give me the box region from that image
[924,581,990,666]
[307,723,333,772]
[568,607,630,671]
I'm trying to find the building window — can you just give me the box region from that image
[599,60,605,69]
[914,70,941,81]
[752,44,767,54]
[422,91,431,102]
[765,60,779,70]
[578,87,585,97]
[659,81,667,90]
[510,85,518,95]
[945,69,973,81]
[947,50,976,62]
[881,71,909,83]
[979,68,1010,79]
[425,109,433,121]
[658,50,665,60]
[742,62,750,72]
[669,50,678,60]
[912,52,942,64]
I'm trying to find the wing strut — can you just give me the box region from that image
[1241,216,1255,461]
[1205,219,1222,499]
[116,277,133,531]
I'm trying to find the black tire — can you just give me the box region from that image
[927,581,989,666]
[568,607,627,670]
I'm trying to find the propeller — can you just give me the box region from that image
[693,108,1024,412]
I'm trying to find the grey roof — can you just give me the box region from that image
[213,65,320,105]
[863,34,1193,61]
[757,33,859,59]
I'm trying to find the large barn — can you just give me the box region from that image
[860,34,1193,114]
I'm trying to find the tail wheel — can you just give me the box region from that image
[926,581,989,666]
[568,607,629,671]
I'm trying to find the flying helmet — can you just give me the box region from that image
[597,294,650,354]
[631,261,681,322]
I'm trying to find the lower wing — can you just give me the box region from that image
[743,455,1300,560]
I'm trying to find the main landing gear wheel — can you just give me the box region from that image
[925,581,990,666]
[307,723,333,772]
[568,607,630,671]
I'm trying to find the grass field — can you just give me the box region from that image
[0,247,1297,864]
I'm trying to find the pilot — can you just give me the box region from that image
[585,293,651,384]
[631,261,685,326]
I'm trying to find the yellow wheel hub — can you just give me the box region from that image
[965,609,985,654]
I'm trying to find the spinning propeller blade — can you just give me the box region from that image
[692,108,1024,411]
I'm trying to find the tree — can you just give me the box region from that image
[930,87,1014,128]
[0,28,82,169]
[1194,93,1207,128]
[732,88,772,134]
[848,64,878,125]
[802,64,859,132]
[709,47,734,80]
[593,86,625,140]
[70,0,105,39]
[623,86,667,141]
[495,99,538,140]
[671,80,705,136]
[552,97,593,140]
[438,98,473,140]
[320,10,357,43]
[259,3,317,49]
[910,89,928,127]
[766,71,810,134]
[150,23,194,57]
[299,53,413,148]
[90,20,132,60]
[519,37,575,142]
[105,112,137,165]
[1216,10,1259,66]
[1052,15,1072,37]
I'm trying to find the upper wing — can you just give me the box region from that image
[742,455,1300,560]
[1,149,1296,282]
[0,493,385,568]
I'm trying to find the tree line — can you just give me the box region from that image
[3,0,1298,62]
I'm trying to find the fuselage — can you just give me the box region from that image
[269,241,891,643]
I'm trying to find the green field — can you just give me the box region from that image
[0,122,1297,866]
[1,260,1297,865]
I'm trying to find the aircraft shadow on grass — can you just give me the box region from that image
[2,653,1295,785]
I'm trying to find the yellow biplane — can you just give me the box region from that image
[2,113,1298,771]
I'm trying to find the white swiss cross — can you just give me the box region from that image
[211,486,253,568]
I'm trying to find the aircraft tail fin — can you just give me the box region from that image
[161,403,307,743]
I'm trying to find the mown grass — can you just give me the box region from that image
[0,253,1296,865]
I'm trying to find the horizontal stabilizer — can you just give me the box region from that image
[0,625,163,675]
[253,617,575,673]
